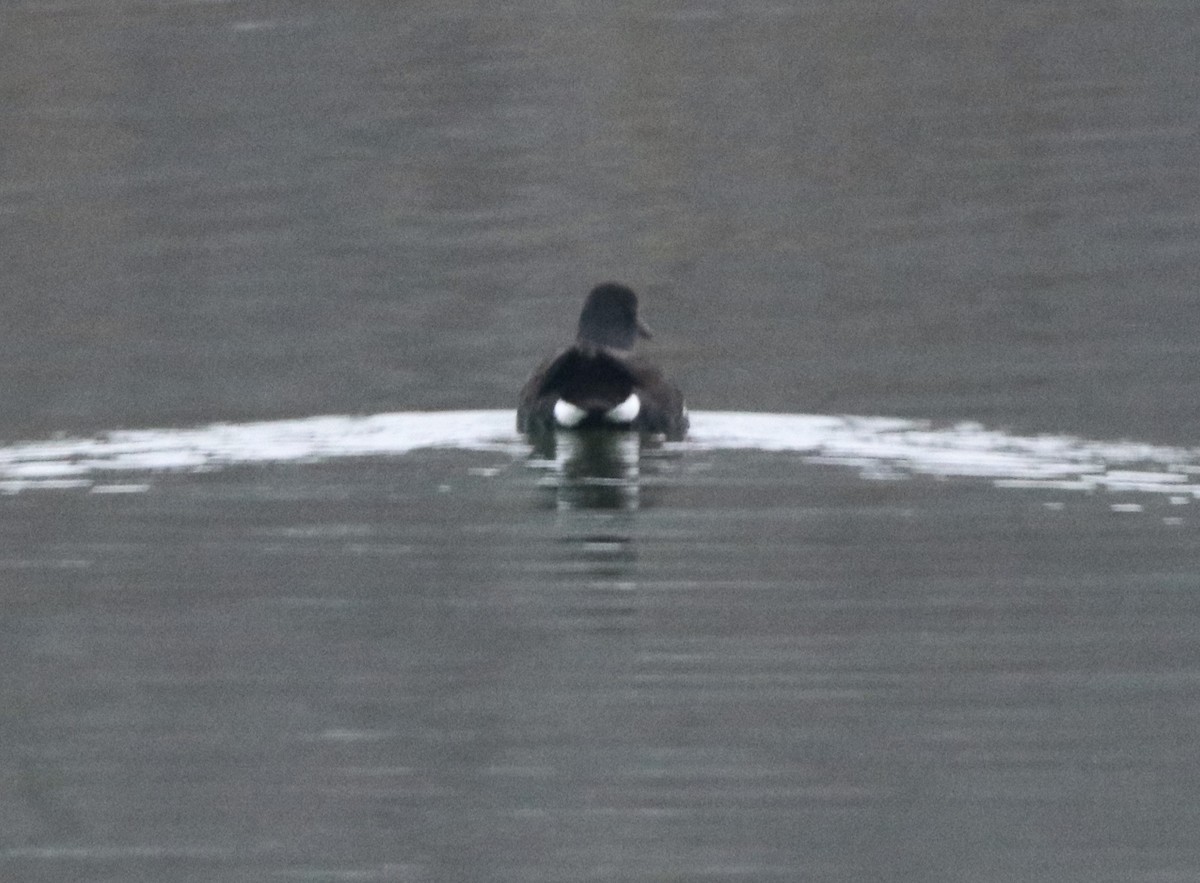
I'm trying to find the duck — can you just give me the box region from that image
[517,283,689,440]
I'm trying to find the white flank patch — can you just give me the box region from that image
[604,393,641,424]
[553,399,587,428]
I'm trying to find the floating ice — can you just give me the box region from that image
[0,410,1196,497]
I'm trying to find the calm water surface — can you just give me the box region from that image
[4,417,1200,882]
[4,0,1200,881]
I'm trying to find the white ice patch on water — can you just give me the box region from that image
[0,411,519,493]
[689,412,1200,493]
[0,409,1197,497]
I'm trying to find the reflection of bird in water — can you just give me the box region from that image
[530,430,642,512]
[533,431,643,633]
[517,283,688,441]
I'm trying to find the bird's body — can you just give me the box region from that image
[517,283,688,440]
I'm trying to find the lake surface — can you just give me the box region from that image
[4,1,1200,881]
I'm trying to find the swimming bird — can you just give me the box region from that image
[517,283,689,440]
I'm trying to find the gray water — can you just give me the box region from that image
[4,1,1200,881]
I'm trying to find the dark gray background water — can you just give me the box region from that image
[4,2,1200,881]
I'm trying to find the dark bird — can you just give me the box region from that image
[517,283,689,440]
